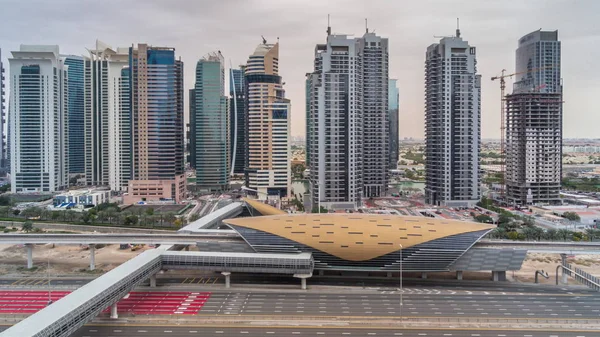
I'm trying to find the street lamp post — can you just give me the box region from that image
[398,244,403,320]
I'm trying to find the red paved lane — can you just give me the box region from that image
[0,291,211,315]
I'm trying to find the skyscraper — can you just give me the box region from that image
[191,52,229,192]
[388,79,399,170]
[505,30,562,205]
[0,49,6,174]
[124,44,185,204]
[244,40,291,200]
[9,45,69,193]
[62,55,85,175]
[229,65,246,175]
[304,75,311,167]
[82,41,131,191]
[361,31,390,198]
[307,27,389,210]
[424,29,481,207]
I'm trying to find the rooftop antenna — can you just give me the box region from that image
[261,35,267,44]
[456,18,461,38]
[327,14,331,36]
[365,18,369,33]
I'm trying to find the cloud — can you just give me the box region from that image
[1,0,599,139]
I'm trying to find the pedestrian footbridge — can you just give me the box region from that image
[1,250,313,337]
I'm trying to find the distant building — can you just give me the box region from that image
[191,52,229,192]
[307,26,389,210]
[53,188,110,209]
[62,55,85,175]
[388,79,399,169]
[229,65,246,175]
[0,49,6,174]
[424,28,481,207]
[81,41,131,192]
[244,40,291,200]
[505,30,562,205]
[9,45,69,193]
[124,44,185,204]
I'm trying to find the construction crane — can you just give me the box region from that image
[490,65,555,204]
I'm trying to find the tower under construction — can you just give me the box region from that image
[505,30,562,205]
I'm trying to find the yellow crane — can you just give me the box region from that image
[490,65,555,203]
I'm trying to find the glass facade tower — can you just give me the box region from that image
[63,56,85,175]
[191,52,229,192]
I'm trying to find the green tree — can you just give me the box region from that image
[51,211,61,221]
[22,220,34,233]
[557,229,573,242]
[490,227,507,239]
[145,207,155,216]
[104,207,118,225]
[311,206,328,213]
[544,228,557,241]
[0,195,12,206]
[12,209,21,216]
[474,214,493,223]
[189,213,201,222]
[163,212,176,226]
[0,184,11,193]
[0,206,11,217]
[123,214,138,226]
[562,212,581,222]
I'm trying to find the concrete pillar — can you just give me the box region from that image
[421,272,427,279]
[294,274,312,290]
[110,303,118,319]
[26,244,33,269]
[492,271,507,282]
[221,272,231,288]
[150,274,156,288]
[301,278,307,290]
[456,271,463,280]
[561,254,568,284]
[89,244,96,271]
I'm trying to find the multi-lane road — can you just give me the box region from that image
[62,326,600,337]
[1,275,599,336]
[0,325,596,337]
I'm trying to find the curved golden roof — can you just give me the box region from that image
[224,214,494,261]
[242,198,287,215]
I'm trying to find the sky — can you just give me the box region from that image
[1,0,599,140]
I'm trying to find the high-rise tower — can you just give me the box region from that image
[307,27,389,210]
[388,79,400,169]
[191,52,229,192]
[505,30,562,205]
[0,49,6,174]
[9,45,69,193]
[82,41,131,191]
[229,65,246,175]
[424,29,481,207]
[244,40,291,200]
[124,44,185,204]
[62,55,85,176]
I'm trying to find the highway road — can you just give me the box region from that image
[192,291,600,318]
[10,325,594,337]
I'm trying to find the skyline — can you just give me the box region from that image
[1,0,599,139]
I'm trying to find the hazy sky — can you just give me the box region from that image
[1,0,599,139]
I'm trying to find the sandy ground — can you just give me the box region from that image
[0,242,153,277]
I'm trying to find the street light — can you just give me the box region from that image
[398,243,403,320]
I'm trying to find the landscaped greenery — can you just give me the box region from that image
[562,177,600,192]
[403,151,425,165]
[0,203,187,230]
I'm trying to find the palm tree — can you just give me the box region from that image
[490,227,507,239]
[544,228,558,241]
[557,229,573,242]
